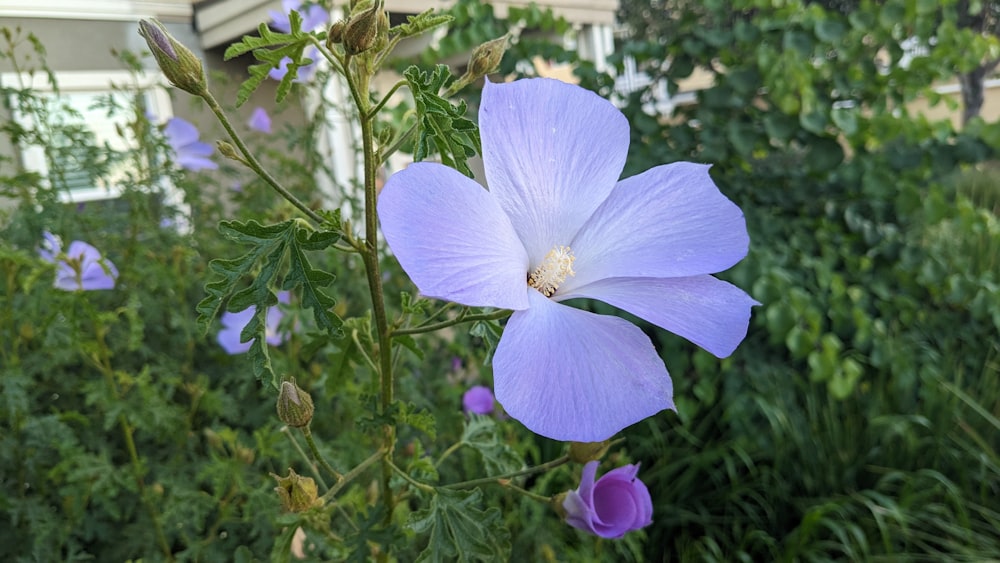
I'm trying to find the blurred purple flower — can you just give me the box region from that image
[462,385,495,415]
[268,47,319,83]
[269,0,329,33]
[164,117,217,171]
[378,78,757,442]
[38,231,119,291]
[563,461,652,539]
[248,107,272,133]
[217,291,291,355]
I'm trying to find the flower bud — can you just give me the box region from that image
[327,20,346,48]
[272,468,322,512]
[568,440,611,464]
[138,19,207,96]
[216,140,242,162]
[468,34,510,79]
[276,379,314,428]
[343,1,384,55]
[562,461,652,539]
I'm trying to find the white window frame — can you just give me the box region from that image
[2,69,177,200]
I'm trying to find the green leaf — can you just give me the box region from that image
[403,65,482,177]
[390,9,454,38]
[397,401,437,439]
[196,219,342,387]
[469,317,502,365]
[461,415,524,476]
[408,488,511,563]
[223,12,315,106]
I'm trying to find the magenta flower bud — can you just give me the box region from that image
[562,461,652,539]
[462,385,495,415]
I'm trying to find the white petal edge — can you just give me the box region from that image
[493,290,673,442]
[378,162,530,310]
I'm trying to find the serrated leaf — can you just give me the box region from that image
[397,401,436,439]
[197,219,342,387]
[408,489,511,563]
[404,65,481,177]
[469,318,502,364]
[224,12,315,106]
[345,506,404,563]
[390,9,454,38]
[460,415,524,476]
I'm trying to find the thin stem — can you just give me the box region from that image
[444,455,571,490]
[434,441,463,468]
[393,308,510,337]
[280,426,328,489]
[351,329,379,374]
[320,448,388,502]
[200,90,324,225]
[386,459,436,494]
[307,36,346,76]
[379,122,416,164]
[368,79,408,119]
[301,426,344,482]
[503,481,552,504]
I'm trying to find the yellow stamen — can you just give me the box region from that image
[528,245,576,297]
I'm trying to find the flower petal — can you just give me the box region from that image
[560,275,758,358]
[164,117,199,148]
[493,290,673,441]
[378,162,530,310]
[479,78,629,261]
[564,162,749,291]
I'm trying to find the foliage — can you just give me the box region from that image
[605,0,1000,559]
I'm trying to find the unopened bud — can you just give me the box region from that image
[327,20,346,48]
[568,440,611,464]
[272,468,322,512]
[468,34,510,79]
[276,379,314,428]
[550,491,569,519]
[216,140,242,162]
[343,1,384,55]
[138,19,206,96]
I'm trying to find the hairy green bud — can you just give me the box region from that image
[276,379,314,428]
[343,0,385,55]
[138,19,206,96]
[468,34,510,79]
[271,468,322,512]
[327,20,346,48]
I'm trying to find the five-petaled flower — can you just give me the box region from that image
[562,461,652,539]
[164,117,217,171]
[217,291,291,355]
[378,78,757,442]
[462,385,495,415]
[38,231,119,291]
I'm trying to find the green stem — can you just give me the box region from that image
[379,122,416,164]
[200,90,324,225]
[444,455,571,490]
[301,426,344,482]
[368,79,408,119]
[503,482,552,504]
[320,448,388,503]
[434,441,463,468]
[386,459,436,494]
[93,321,174,561]
[280,426,328,489]
[393,308,510,337]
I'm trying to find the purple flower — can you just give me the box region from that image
[268,47,319,83]
[378,78,757,441]
[462,385,495,415]
[217,291,291,354]
[563,461,652,539]
[248,107,273,133]
[164,117,217,171]
[38,232,119,291]
[269,0,329,34]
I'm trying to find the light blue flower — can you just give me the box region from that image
[216,291,291,355]
[378,78,757,441]
[269,0,329,34]
[39,231,119,291]
[164,117,217,171]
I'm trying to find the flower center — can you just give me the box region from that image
[528,245,576,297]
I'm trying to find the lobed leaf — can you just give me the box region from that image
[408,488,511,563]
[403,65,481,177]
